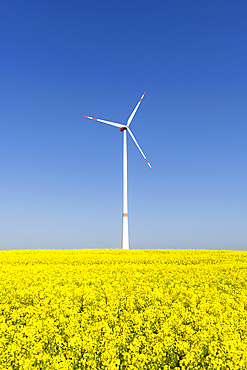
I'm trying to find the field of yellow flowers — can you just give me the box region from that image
[0,249,247,370]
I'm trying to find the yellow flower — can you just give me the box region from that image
[0,249,247,369]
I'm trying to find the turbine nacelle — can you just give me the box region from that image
[120,127,127,131]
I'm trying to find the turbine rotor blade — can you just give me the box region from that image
[127,127,153,171]
[83,115,124,129]
[127,92,146,127]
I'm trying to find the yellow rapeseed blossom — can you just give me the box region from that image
[0,249,247,369]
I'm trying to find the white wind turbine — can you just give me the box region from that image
[84,92,153,250]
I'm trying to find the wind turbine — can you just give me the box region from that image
[84,92,153,250]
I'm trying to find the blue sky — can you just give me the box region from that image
[1,0,247,250]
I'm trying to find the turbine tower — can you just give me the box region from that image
[84,92,153,250]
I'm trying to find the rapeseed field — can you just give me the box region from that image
[0,249,247,370]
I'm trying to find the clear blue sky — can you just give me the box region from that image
[1,0,247,250]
